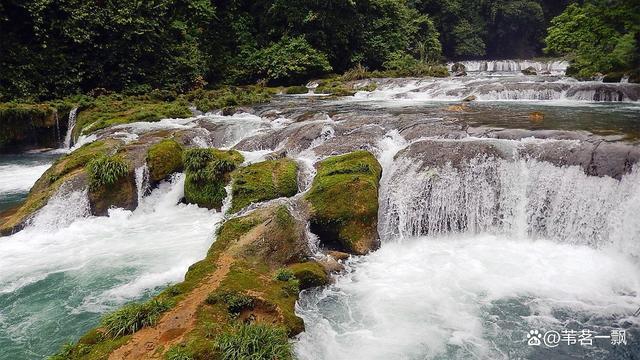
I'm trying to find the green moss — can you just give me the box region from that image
[146,139,183,183]
[73,95,191,140]
[284,86,308,95]
[186,86,275,113]
[0,103,60,150]
[288,262,329,290]
[305,151,382,254]
[230,159,298,213]
[206,290,255,315]
[183,148,244,209]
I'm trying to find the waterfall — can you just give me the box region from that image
[134,164,150,204]
[448,60,569,74]
[27,184,91,231]
[63,107,79,149]
[379,149,640,256]
[356,77,640,102]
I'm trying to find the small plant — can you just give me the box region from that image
[206,290,255,315]
[281,279,300,297]
[165,345,194,360]
[273,268,294,281]
[101,299,170,338]
[214,324,293,360]
[341,63,370,81]
[86,154,129,190]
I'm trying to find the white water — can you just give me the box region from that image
[448,60,569,74]
[0,175,224,356]
[295,235,640,360]
[295,133,640,359]
[63,107,78,149]
[354,77,640,103]
[0,163,50,196]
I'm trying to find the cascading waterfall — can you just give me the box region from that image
[448,60,569,74]
[63,107,79,149]
[295,135,640,360]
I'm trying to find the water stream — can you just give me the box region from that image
[1,60,639,359]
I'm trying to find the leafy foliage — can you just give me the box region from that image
[274,268,295,282]
[214,324,293,360]
[183,148,243,209]
[544,1,640,78]
[86,155,129,190]
[101,299,171,338]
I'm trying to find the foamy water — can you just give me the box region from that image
[295,235,640,359]
[0,163,50,195]
[0,175,223,358]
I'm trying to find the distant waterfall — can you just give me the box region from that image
[447,60,569,74]
[63,107,79,149]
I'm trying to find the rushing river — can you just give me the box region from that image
[1,59,639,359]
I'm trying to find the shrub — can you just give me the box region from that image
[86,154,129,190]
[206,291,255,315]
[274,268,295,282]
[214,324,292,360]
[281,279,300,297]
[101,299,170,338]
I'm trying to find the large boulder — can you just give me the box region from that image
[451,62,467,76]
[146,139,183,184]
[230,158,298,213]
[521,66,537,75]
[86,154,137,216]
[305,151,382,255]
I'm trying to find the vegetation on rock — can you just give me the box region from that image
[0,140,120,235]
[183,148,244,209]
[306,151,383,255]
[72,95,192,141]
[58,204,321,359]
[230,159,298,213]
[147,139,184,183]
[86,155,129,190]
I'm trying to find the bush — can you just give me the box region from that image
[250,36,332,85]
[206,291,255,315]
[101,299,170,338]
[86,154,129,190]
[214,324,292,360]
[274,268,295,282]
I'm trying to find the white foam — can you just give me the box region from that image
[295,235,640,359]
[0,163,51,195]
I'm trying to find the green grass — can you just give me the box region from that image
[230,159,298,213]
[86,154,129,190]
[214,324,293,360]
[146,139,183,182]
[101,299,171,338]
[283,85,308,95]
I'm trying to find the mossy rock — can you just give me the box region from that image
[0,140,120,235]
[230,159,298,213]
[72,95,192,140]
[0,103,68,152]
[88,174,137,216]
[288,262,329,290]
[602,72,625,83]
[146,139,183,183]
[305,150,382,255]
[284,86,309,95]
[183,148,244,209]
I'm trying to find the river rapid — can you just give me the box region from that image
[1,59,639,359]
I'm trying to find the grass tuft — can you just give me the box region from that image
[101,299,171,338]
[214,323,293,360]
[86,154,129,190]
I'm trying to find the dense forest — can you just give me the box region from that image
[0,0,638,101]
